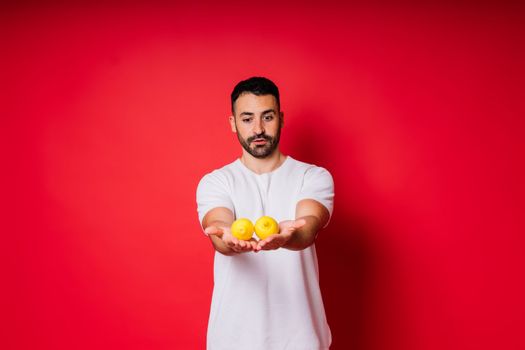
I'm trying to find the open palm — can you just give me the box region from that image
[255,219,306,251]
[205,225,257,253]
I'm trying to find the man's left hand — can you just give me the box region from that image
[255,219,306,252]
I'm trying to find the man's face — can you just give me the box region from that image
[230,93,283,159]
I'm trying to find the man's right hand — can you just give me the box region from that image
[205,225,257,254]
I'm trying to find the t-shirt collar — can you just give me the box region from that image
[236,155,291,177]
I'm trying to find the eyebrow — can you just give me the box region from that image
[239,109,276,117]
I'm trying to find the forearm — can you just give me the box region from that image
[283,215,321,251]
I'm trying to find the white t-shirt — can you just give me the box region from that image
[196,156,334,350]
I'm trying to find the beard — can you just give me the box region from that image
[236,127,281,159]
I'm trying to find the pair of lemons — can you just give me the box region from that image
[231,216,279,240]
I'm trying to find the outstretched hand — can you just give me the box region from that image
[255,219,306,252]
[205,225,257,253]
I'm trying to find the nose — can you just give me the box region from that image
[253,117,265,135]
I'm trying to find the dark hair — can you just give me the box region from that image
[231,76,280,113]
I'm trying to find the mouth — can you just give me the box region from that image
[251,138,268,146]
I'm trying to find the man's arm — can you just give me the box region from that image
[202,207,257,255]
[256,199,330,251]
[285,198,330,250]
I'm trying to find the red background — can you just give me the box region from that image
[3,1,525,349]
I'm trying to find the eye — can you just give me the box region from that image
[263,115,274,121]
[242,118,252,123]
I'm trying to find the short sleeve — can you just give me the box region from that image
[196,172,235,228]
[296,166,335,227]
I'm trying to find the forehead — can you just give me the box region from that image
[234,93,278,115]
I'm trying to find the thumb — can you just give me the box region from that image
[293,219,307,229]
[204,226,224,237]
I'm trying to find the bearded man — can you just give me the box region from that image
[196,76,335,350]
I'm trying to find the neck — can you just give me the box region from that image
[240,149,286,174]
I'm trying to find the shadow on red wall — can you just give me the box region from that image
[287,112,406,349]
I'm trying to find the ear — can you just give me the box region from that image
[279,111,284,128]
[229,115,237,133]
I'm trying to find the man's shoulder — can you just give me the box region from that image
[287,156,332,175]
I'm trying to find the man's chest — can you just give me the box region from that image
[228,174,303,221]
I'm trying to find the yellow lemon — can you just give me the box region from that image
[254,216,279,240]
[231,218,254,240]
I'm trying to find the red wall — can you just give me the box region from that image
[3,2,524,349]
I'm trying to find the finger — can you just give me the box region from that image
[226,239,237,249]
[261,237,273,245]
[264,235,277,243]
[262,236,284,250]
[204,226,223,236]
[245,239,254,251]
[265,234,280,244]
[234,242,251,253]
[229,239,242,251]
[261,242,276,251]
[240,240,251,250]
[203,226,214,235]
[260,238,277,249]
[231,238,248,252]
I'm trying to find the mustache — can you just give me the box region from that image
[247,133,272,143]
